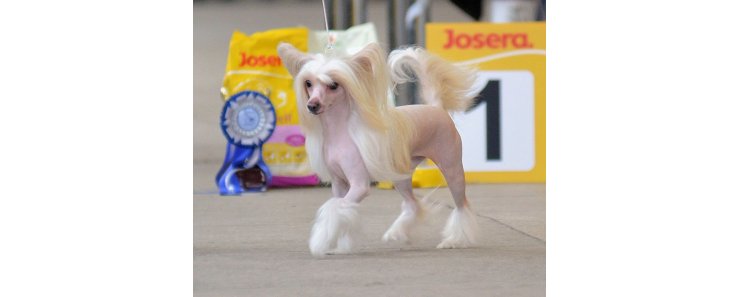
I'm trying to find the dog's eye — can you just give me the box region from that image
[329,82,339,90]
[305,80,312,88]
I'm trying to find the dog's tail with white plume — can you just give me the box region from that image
[388,47,481,112]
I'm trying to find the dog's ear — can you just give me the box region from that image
[350,43,386,75]
[277,42,311,77]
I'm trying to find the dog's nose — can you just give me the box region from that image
[307,102,321,114]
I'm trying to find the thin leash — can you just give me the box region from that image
[320,0,335,54]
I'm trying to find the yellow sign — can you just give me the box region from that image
[416,22,546,185]
[222,28,318,185]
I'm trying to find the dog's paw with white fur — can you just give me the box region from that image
[383,194,445,244]
[309,197,361,256]
[382,209,417,243]
[437,206,479,249]
[383,194,443,244]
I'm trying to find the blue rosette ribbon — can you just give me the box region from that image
[216,91,276,195]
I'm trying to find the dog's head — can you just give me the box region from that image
[278,43,390,129]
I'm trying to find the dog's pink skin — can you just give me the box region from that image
[397,105,468,207]
[277,42,479,253]
[310,80,466,207]
[307,81,372,201]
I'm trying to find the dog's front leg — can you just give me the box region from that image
[309,194,359,256]
[308,163,371,256]
[328,178,369,254]
[342,178,370,203]
[331,178,349,198]
[308,178,368,256]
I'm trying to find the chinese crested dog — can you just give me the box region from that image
[277,42,481,256]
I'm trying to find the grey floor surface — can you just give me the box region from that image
[195,165,545,297]
[194,1,544,296]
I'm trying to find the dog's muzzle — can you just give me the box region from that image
[307,103,321,115]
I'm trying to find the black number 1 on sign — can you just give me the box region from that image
[467,80,501,161]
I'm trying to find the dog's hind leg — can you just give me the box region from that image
[435,150,479,249]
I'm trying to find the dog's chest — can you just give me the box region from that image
[322,135,364,178]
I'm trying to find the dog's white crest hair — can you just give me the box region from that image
[278,43,415,182]
[388,47,480,112]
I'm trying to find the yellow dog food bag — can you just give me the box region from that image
[222,27,320,186]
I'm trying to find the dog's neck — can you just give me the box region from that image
[317,98,352,140]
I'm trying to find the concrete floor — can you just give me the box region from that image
[194,1,544,296]
[195,166,545,297]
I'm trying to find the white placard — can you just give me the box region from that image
[452,70,535,171]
